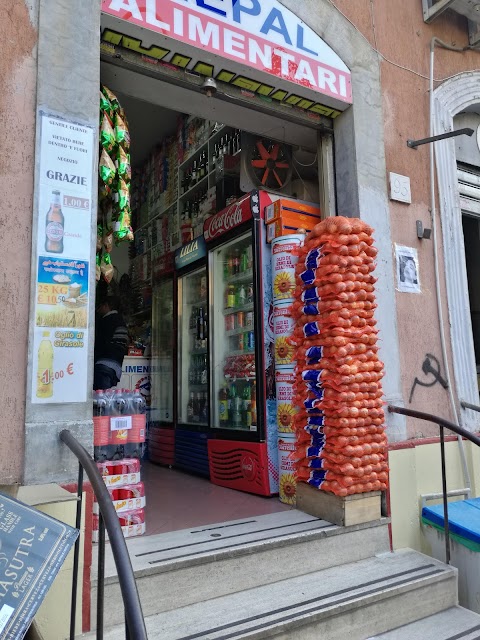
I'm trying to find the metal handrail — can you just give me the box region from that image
[60,429,148,640]
[461,400,480,413]
[388,405,480,566]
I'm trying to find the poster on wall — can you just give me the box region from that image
[31,112,95,404]
[395,244,421,294]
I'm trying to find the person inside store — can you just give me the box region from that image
[94,286,129,391]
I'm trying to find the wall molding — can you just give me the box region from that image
[434,71,480,429]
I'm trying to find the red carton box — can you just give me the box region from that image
[92,508,146,541]
[96,459,141,487]
[93,482,146,514]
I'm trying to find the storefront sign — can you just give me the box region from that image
[0,493,78,640]
[31,113,95,404]
[101,0,352,117]
[174,236,207,268]
[204,193,252,241]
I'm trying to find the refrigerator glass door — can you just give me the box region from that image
[151,276,174,423]
[178,265,208,426]
[210,231,258,432]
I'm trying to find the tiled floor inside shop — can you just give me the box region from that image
[142,461,292,536]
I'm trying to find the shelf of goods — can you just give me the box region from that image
[131,122,241,283]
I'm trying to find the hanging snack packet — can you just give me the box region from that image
[100,90,114,123]
[99,149,116,186]
[100,251,114,283]
[97,224,103,252]
[115,178,130,211]
[103,224,114,253]
[115,113,130,151]
[98,181,111,203]
[100,114,116,154]
[102,85,120,113]
[96,254,101,282]
[117,146,131,182]
[114,208,133,244]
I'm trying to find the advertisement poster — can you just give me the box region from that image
[395,244,421,294]
[31,113,95,404]
[0,493,78,640]
[36,114,94,261]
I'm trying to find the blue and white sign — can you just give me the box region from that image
[175,236,207,269]
[101,0,351,117]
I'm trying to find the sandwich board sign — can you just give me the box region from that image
[0,493,78,640]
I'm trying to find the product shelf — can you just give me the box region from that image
[228,349,255,357]
[225,327,254,337]
[224,268,254,284]
[179,170,215,202]
[223,302,254,315]
[135,201,177,233]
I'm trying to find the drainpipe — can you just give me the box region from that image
[429,37,473,495]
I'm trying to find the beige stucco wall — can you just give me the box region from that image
[390,440,480,553]
[0,1,38,483]
[332,0,480,437]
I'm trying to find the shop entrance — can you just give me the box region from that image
[95,76,324,537]
[94,0,352,540]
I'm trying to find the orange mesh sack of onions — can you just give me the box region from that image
[290,216,389,497]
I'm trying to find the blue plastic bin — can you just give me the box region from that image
[422,498,480,613]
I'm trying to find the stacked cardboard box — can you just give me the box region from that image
[265,198,321,243]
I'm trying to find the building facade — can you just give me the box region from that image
[2,0,480,565]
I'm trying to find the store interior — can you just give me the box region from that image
[96,76,321,537]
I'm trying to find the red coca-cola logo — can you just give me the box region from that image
[241,455,257,482]
[204,197,250,241]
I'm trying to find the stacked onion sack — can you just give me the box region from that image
[289,216,389,497]
[97,85,133,283]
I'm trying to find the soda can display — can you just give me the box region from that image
[278,436,297,505]
[225,314,235,331]
[275,369,296,434]
[247,331,255,350]
[245,311,254,327]
[271,234,304,302]
[237,311,245,328]
[273,301,296,368]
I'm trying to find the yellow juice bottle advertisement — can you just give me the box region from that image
[37,331,54,398]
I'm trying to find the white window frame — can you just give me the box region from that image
[434,72,480,427]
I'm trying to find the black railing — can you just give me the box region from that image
[60,429,148,640]
[388,405,480,566]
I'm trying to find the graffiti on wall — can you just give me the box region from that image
[409,353,448,403]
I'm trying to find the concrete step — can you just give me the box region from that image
[82,548,457,640]
[91,511,390,627]
[368,606,480,639]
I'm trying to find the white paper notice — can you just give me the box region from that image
[395,244,421,294]
[32,113,95,404]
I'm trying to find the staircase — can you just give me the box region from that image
[81,510,480,639]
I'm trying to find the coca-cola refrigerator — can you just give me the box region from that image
[205,190,279,496]
[174,237,211,477]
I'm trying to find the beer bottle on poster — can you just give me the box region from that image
[45,190,64,254]
[36,331,54,398]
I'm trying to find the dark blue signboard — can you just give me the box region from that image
[174,236,207,270]
[0,493,78,640]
